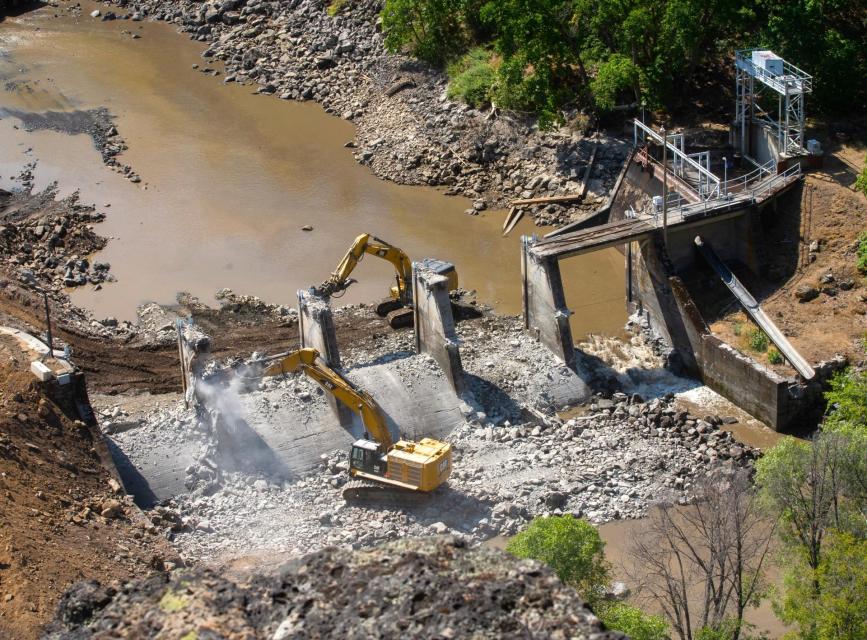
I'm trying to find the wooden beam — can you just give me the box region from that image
[510,190,585,207]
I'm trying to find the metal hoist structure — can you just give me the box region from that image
[735,49,813,160]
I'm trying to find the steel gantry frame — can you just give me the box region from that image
[735,49,812,160]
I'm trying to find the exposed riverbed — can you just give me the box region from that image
[0,2,626,338]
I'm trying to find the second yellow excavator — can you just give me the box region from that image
[312,233,459,328]
[243,347,453,502]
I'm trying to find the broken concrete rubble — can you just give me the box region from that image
[101,306,758,564]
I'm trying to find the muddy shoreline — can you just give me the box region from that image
[90,0,630,227]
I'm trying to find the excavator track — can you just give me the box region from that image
[385,307,414,329]
[373,297,403,316]
[341,479,431,508]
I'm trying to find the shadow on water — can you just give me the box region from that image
[0,1,46,21]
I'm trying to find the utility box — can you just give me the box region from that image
[31,360,53,382]
[806,139,823,155]
[751,50,784,76]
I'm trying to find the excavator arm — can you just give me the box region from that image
[255,347,394,450]
[314,233,413,304]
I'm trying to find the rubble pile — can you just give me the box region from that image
[0,186,114,291]
[44,537,620,639]
[93,0,629,225]
[102,309,757,564]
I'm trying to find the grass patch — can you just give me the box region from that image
[768,347,783,365]
[748,328,769,353]
[733,322,743,337]
[447,47,497,108]
[327,0,348,16]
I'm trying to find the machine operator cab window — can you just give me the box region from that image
[350,439,387,477]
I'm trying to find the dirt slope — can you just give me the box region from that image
[0,337,179,639]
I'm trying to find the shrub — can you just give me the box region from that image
[733,322,743,337]
[768,347,783,365]
[856,158,867,197]
[597,602,668,640]
[748,328,769,353]
[857,231,867,275]
[506,515,609,606]
[590,54,639,111]
[326,0,347,16]
[381,0,470,67]
[447,47,497,107]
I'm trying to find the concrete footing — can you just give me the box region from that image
[412,259,465,395]
[521,236,575,368]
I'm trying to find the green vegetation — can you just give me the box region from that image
[326,0,348,16]
[446,47,497,108]
[158,588,189,613]
[597,602,669,640]
[857,231,867,276]
[733,322,743,337]
[756,370,866,640]
[506,515,609,606]
[856,158,867,197]
[382,0,867,125]
[747,328,769,353]
[767,347,782,365]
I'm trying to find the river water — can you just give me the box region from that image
[0,1,626,337]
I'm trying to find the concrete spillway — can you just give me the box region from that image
[694,236,815,380]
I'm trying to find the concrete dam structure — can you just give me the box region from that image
[522,119,840,432]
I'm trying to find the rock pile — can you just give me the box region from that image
[0,186,115,292]
[44,537,621,639]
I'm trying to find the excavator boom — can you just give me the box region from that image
[257,347,393,450]
[236,346,452,498]
[314,233,413,303]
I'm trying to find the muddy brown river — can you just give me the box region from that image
[0,2,626,336]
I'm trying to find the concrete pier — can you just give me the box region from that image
[521,236,575,368]
[412,259,465,395]
[297,289,341,368]
[297,289,353,428]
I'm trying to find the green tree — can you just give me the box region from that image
[381,0,471,67]
[597,602,669,640]
[756,426,866,639]
[506,515,610,605]
[591,54,640,111]
[480,0,587,127]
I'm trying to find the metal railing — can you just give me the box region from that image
[735,50,813,95]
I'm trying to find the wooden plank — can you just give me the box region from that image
[580,142,598,194]
[510,191,585,207]
[502,207,525,236]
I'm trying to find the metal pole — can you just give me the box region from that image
[723,157,727,196]
[661,127,668,248]
[42,290,53,356]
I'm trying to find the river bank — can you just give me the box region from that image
[91,0,629,227]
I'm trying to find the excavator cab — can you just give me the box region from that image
[349,439,387,477]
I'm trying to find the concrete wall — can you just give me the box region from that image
[412,260,466,395]
[522,236,575,368]
[668,277,843,431]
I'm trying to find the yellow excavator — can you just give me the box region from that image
[243,347,452,502]
[312,233,459,328]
